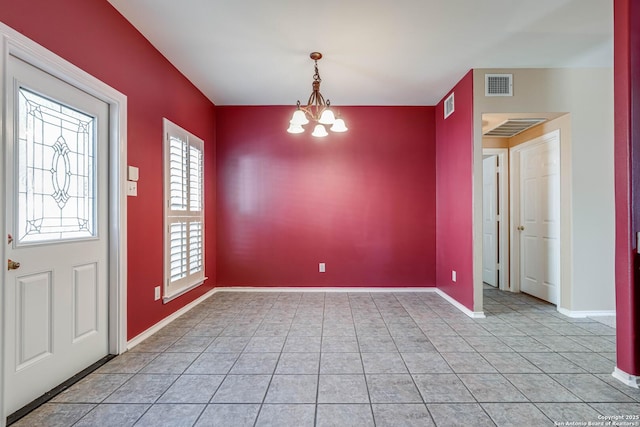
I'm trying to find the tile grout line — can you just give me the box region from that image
[252,292,298,427]
[382,293,439,426]
[14,289,633,427]
[313,292,326,427]
[347,293,376,426]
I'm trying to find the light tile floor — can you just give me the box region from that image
[13,288,640,426]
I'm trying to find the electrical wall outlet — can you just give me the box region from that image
[452,270,457,282]
[319,262,326,273]
[154,286,161,301]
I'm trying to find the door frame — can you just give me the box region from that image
[509,130,560,302]
[0,23,128,423]
[482,148,509,291]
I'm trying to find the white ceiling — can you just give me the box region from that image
[106,0,612,106]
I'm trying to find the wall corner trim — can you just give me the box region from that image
[126,288,217,350]
[612,367,640,389]
[557,307,616,318]
[434,289,486,318]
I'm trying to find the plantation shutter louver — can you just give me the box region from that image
[164,119,205,301]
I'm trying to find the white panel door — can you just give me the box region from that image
[482,155,498,287]
[518,135,560,304]
[4,55,109,415]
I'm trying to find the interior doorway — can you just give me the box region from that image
[482,148,509,292]
[510,130,561,305]
[481,112,569,314]
[483,155,498,287]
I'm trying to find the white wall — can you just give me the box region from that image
[473,68,615,312]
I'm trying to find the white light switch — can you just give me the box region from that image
[452,270,457,282]
[319,263,326,273]
[128,166,139,181]
[127,180,138,196]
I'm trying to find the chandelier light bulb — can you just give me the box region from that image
[287,123,305,134]
[290,109,309,126]
[318,109,336,125]
[330,118,348,132]
[311,124,329,137]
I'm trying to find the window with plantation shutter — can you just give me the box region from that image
[163,118,205,302]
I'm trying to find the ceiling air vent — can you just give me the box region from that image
[483,118,546,137]
[485,74,513,97]
[444,92,454,119]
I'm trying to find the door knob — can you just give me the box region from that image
[7,259,20,270]
[517,226,525,231]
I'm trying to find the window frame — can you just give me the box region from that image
[163,118,205,302]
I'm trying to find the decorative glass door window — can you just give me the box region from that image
[17,87,96,244]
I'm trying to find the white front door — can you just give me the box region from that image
[518,134,560,304]
[482,155,498,287]
[4,55,109,415]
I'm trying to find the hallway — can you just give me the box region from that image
[13,288,640,426]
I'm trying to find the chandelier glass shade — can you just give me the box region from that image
[287,52,347,137]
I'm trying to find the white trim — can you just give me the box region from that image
[163,118,205,301]
[444,92,455,118]
[163,277,208,304]
[509,130,561,303]
[612,367,640,389]
[0,22,127,423]
[482,148,509,291]
[557,307,616,318]
[215,286,438,293]
[434,289,486,318]
[214,286,486,319]
[218,286,487,320]
[127,287,217,350]
[0,29,7,427]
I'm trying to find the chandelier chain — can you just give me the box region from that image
[313,61,321,84]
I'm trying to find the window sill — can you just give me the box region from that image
[163,276,208,304]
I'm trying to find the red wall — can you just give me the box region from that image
[614,0,640,376]
[216,106,436,288]
[0,1,217,339]
[435,72,474,310]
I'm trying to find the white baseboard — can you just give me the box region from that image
[126,287,217,350]
[612,367,640,389]
[434,289,486,319]
[218,286,485,318]
[214,286,437,293]
[557,307,616,318]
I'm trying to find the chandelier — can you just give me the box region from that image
[287,52,348,137]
